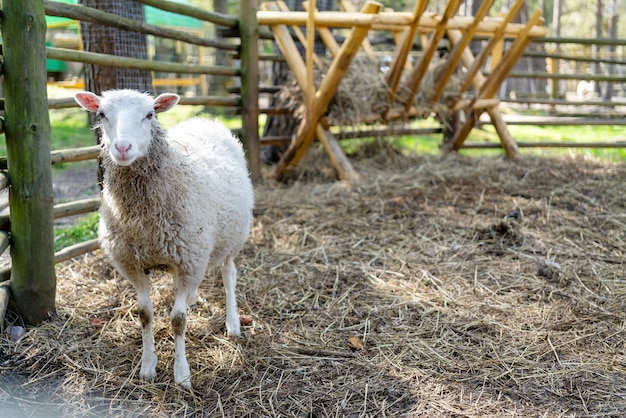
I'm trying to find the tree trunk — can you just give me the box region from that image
[1,0,56,325]
[605,0,619,100]
[80,0,152,94]
[593,0,603,96]
[209,0,230,112]
[79,0,153,182]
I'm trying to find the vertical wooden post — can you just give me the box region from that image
[1,0,57,324]
[240,0,261,180]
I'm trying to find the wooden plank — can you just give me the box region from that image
[315,125,360,182]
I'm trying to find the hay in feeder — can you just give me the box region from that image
[278,55,465,127]
[278,56,390,126]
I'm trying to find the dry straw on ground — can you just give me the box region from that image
[1,147,626,417]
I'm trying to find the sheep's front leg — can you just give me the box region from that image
[127,270,158,382]
[171,287,193,388]
[222,256,241,337]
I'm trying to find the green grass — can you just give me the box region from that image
[54,213,99,252]
[339,115,626,161]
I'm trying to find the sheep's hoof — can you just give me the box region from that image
[140,352,158,382]
[174,358,192,389]
[226,320,241,338]
[176,377,192,390]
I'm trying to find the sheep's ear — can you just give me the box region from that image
[74,91,101,112]
[153,93,180,114]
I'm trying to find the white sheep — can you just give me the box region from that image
[74,89,254,388]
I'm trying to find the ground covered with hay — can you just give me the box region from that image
[1,148,625,417]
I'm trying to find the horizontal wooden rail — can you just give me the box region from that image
[464,141,626,149]
[48,96,241,109]
[533,36,626,46]
[54,239,100,265]
[44,1,238,51]
[51,145,101,165]
[53,198,101,220]
[260,127,444,145]
[504,71,626,83]
[480,116,626,126]
[0,231,10,258]
[47,47,240,76]
[501,98,626,107]
[256,11,547,37]
[522,50,626,66]
[0,172,8,191]
[134,0,238,28]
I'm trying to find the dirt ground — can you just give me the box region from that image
[1,147,625,417]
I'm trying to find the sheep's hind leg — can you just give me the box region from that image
[126,269,158,382]
[222,256,240,337]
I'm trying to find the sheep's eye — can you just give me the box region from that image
[146,111,155,120]
[96,110,106,120]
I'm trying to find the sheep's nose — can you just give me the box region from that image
[116,143,132,155]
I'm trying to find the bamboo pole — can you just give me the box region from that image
[385,0,428,103]
[239,0,261,181]
[443,30,518,157]
[400,0,460,113]
[458,0,524,94]
[306,0,316,124]
[305,1,340,56]
[338,1,376,60]
[256,10,548,37]
[278,2,323,67]
[2,0,57,325]
[478,11,544,99]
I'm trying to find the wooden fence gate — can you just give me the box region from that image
[0,0,259,326]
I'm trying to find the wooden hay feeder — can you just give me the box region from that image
[257,0,548,181]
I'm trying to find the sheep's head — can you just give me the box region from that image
[74,89,179,166]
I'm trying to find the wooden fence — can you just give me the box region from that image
[0,0,259,325]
